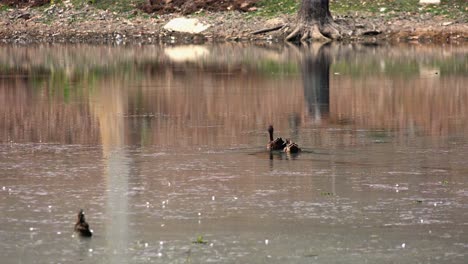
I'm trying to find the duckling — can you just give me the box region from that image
[266,125,286,151]
[283,139,301,153]
[74,209,92,237]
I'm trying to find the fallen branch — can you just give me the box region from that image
[251,24,286,35]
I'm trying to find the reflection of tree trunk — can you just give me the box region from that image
[302,44,331,122]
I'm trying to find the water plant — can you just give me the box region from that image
[193,235,208,244]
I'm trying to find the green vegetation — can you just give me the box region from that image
[2,0,466,20]
[255,0,298,17]
[0,3,11,11]
[255,0,467,19]
[193,235,208,244]
[68,0,145,13]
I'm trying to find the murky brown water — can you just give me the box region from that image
[0,43,467,263]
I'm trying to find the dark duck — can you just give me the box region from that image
[267,125,286,151]
[266,125,301,153]
[284,139,301,153]
[74,209,93,237]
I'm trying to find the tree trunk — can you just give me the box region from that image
[286,0,340,42]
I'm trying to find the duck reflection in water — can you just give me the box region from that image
[74,209,93,237]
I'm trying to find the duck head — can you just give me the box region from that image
[77,209,86,223]
[268,125,274,141]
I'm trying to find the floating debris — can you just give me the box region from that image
[212,196,215,201]
[401,243,406,249]
[265,239,269,245]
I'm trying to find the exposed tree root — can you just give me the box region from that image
[286,21,341,43]
[321,21,341,39]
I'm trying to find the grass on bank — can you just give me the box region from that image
[254,0,467,20]
[0,0,466,20]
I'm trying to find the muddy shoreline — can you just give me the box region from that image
[1,4,467,45]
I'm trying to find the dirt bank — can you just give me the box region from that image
[0,2,466,45]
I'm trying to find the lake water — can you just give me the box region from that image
[0,43,467,263]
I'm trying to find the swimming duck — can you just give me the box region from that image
[283,139,301,153]
[266,125,286,151]
[74,209,92,237]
